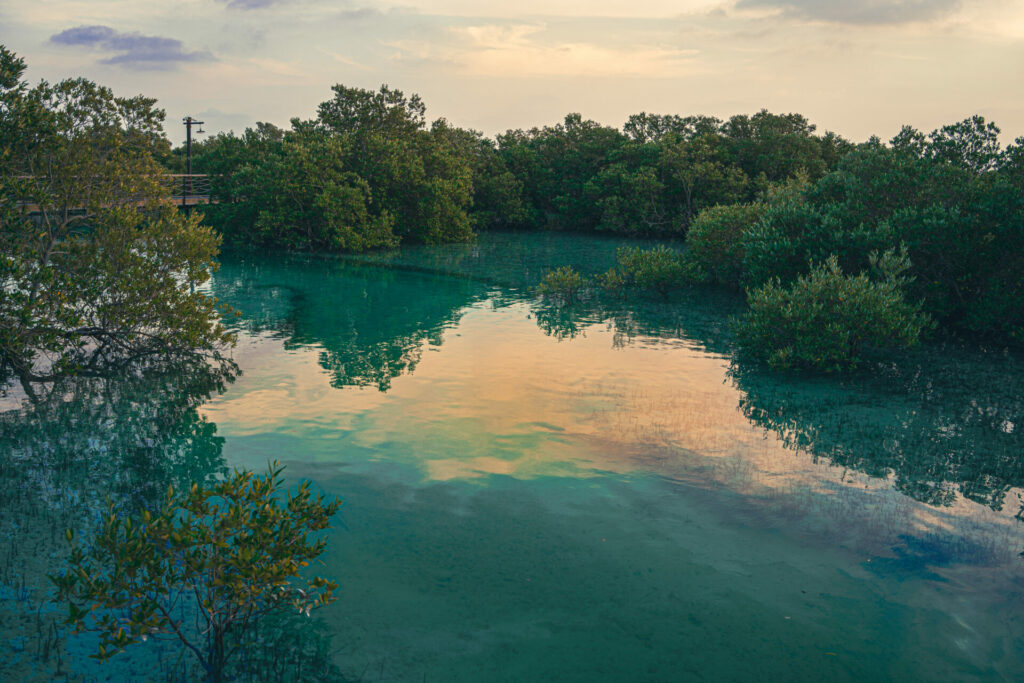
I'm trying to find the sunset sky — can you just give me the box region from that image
[4,0,1024,145]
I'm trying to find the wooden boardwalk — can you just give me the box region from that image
[15,174,215,213]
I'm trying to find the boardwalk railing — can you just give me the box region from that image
[12,175,215,212]
[167,174,213,206]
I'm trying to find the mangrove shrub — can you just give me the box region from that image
[684,202,766,287]
[733,250,933,372]
[605,245,688,298]
[52,464,342,683]
[538,265,588,303]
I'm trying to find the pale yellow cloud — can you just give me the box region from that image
[386,23,699,78]
[957,0,1024,39]
[247,57,306,77]
[393,0,721,19]
[317,48,373,70]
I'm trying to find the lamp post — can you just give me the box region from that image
[182,116,205,207]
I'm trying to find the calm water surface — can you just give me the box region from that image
[3,232,1023,681]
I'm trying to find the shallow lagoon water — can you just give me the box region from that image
[3,232,1023,681]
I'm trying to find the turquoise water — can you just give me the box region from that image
[3,232,1023,680]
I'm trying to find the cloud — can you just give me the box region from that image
[387,0,717,19]
[50,25,214,68]
[215,0,280,8]
[338,7,379,20]
[50,25,118,46]
[317,48,373,69]
[248,57,308,77]
[212,0,382,21]
[385,23,698,78]
[191,108,255,136]
[734,0,962,24]
[212,0,377,11]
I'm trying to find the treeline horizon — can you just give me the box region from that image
[167,83,1021,244]
[176,109,1024,159]
[172,86,860,247]
[164,82,1022,363]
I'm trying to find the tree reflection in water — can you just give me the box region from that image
[528,285,1024,525]
[1,353,236,679]
[2,351,351,680]
[214,255,484,391]
[729,344,1024,516]
[530,285,742,354]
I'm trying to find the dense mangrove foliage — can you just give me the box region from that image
[184,86,849,247]
[535,119,1024,369]
[728,121,1024,361]
[176,80,1024,372]
[0,46,233,389]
